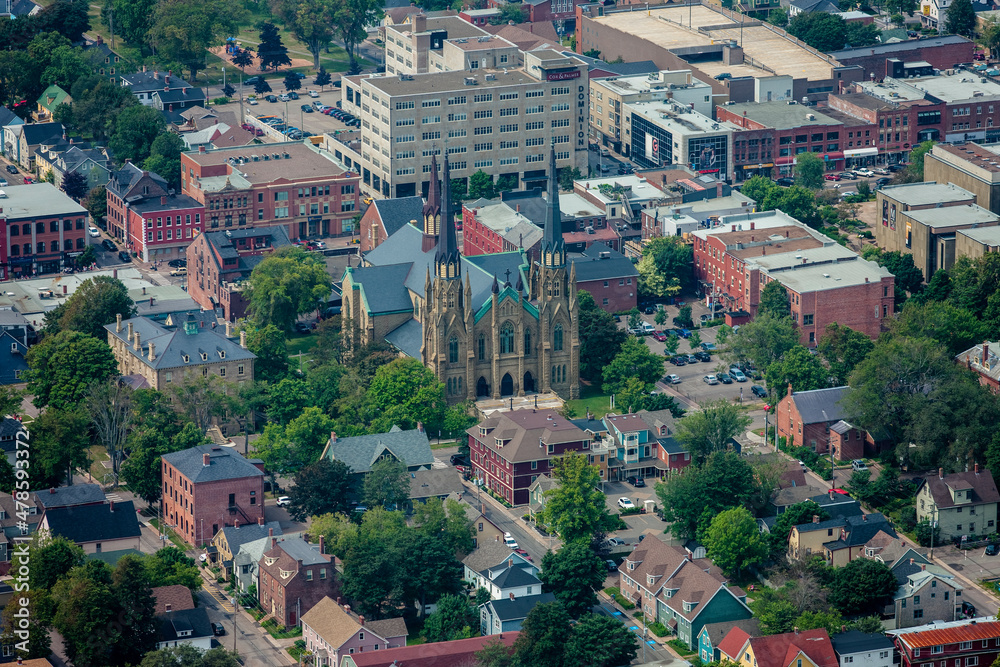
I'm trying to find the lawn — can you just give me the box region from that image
[565,384,612,419]
[149,518,188,549]
[286,333,319,373]
[261,618,302,639]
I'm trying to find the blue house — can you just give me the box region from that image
[698,618,761,663]
[0,332,27,385]
[480,592,555,636]
[603,412,664,481]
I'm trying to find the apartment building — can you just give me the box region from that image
[180,142,360,241]
[626,99,737,180]
[924,141,1000,215]
[0,183,89,279]
[590,70,720,155]
[889,618,1000,667]
[341,50,589,198]
[915,466,1000,542]
[381,14,493,75]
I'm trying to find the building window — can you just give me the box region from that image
[499,322,515,354]
[478,334,486,361]
[449,335,459,363]
[524,328,531,354]
[553,324,563,351]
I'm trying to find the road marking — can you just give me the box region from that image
[203,582,235,612]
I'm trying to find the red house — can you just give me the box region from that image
[0,183,88,279]
[892,619,1000,667]
[467,409,593,506]
[160,445,265,546]
[259,535,337,628]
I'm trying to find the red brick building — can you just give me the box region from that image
[0,183,88,279]
[180,142,361,242]
[893,619,1000,667]
[106,163,205,262]
[486,0,584,22]
[693,210,894,346]
[956,342,1000,395]
[467,409,593,506]
[259,535,337,627]
[161,445,265,546]
[774,385,884,459]
[569,242,638,313]
[358,196,424,254]
[187,227,293,321]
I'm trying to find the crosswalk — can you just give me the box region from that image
[202,582,235,612]
[106,493,125,503]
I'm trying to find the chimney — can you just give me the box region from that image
[785,230,789,238]
[133,331,141,351]
[240,331,247,349]
[199,146,206,153]
[984,343,989,364]
[417,422,425,434]
[921,563,926,571]
[359,615,365,626]
[750,222,755,230]
[235,519,240,529]
[142,286,146,295]
[862,514,867,522]
[113,269,118,279]
[509,593,515,600]
[319,535,325,554]
[165,604,171,612]
[226,321,233,337]
[63,284,67,294]
[161,195,167,205]
[794,627,799,635]
[508,557,513,568]
[828,489,834,500]
[203,453,211,466]
[976,463,980,475]
[149,341,155,361]
[344,605,351,614]
[939,467,944,479]
[116,313,122,332]
[330,432,337,443]
[812,515,820,523]
[910,558,914,565]
[109,500,115,512]
[258,516,264,526]
[271,537,277,548]
[268,527,274,537]
[50,488,55,494]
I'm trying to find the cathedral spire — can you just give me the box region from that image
[542,144,565,268]
[422,154,441,239]
[435,155,460,280]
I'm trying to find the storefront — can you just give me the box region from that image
[735,162,774,181]
[844,146,879,168]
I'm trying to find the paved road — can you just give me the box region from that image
[197,587,296,666]
[594,598,687,666]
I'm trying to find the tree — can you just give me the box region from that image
[51,562,120,667]
[144,131,185,191]
[578,292,626,382]
[602,336,664,396]
[906,140,935,181]
[946,0,975,36]
[254,77,273,95]
[43,275,136,340]
[149,0,246,81]
[758,282,791,319]
[277,0,336,69]
[768,6,789,25]
[232,46,255,72]
[981,17,1000,59]
[412,497,475,556]
[540,453,610,541]
[676,304,694,328]
[1,589,51,660]
[85,380,133,487]
[794,151,826,189]
[476,639,516,667]
[283,406,336,469]
[38,0,91,42]
[675,399,751,463]
[641,236,694,295]
[256,21,292,72]
[512,602,572,667]
[362,458,410,509]
[889,300,987,356]
[703,506,769,577]
[765,344,829,394]
[948,253,1000,314]
[25,330,117,410]
[817,323,873,386]
[286,459,354,520]
[539,540,607,617]
[60,169,88,200]
[489,2,525,23]
[246,246,332,331]
[169,374,230,430]
[768,500,829,555]
[140,646,241,667]
[788,11,847,51]
[283,70,301,92]
[366,358,447,433]
[750,587,799,635]
[422,594,476,642]
[244,324,289,383]
[314,67,332,90]
[332,0,383,74]
[108,104,166,164]
[845,22,881,47]
[102,0,157,45]
[0,386,23,418]
[405,531,464,618]
[563,614,639,667]
[914,518,941,547]
[724,312,798,374]
[827,558,897,616]
[468,169,496,200]
[111,554,158,666]
[83,185,108,223]
[559,166,582,192]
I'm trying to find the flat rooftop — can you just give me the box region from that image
[959,225,1000,245]
[559,192,604,218]
[446,35,516,52]
[575,175,667,203]
[361,66,564,96]
[389,15,486,38]
[590,4,837,81]
[694,209,805,240]
[0,183,86,219]
[829,34,970,60]
[880,182,976,207]
[184,142,351,185]
[765,255,893,293]
[723,102,843,129]
[628,100,734,134]
[595,70,710,97]
[907,73,1000,103]
[932,142,1000,175]
[905,203,1000,229]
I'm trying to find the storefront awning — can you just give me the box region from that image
[844,147,879,158]
[822,152,844,161]
[775,156,796,166]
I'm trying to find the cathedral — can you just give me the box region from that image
[342,148,580,403]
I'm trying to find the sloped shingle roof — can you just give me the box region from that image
[44,500,141,543]
[162,445,263,484]
[322,426,433,474]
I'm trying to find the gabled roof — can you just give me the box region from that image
[44,500,141,544]
[162,445,263,484]
[218,521,282,554]
[152,585,196,614]
[123,70,194,93]
[302,596,401,649]
[0,332,27,385]
[365,617,408,641]
[830,631,894,656]
[891,619,1000,649]
[104,315,256,371]
[322,426,433,474]
[343,632,518,667]
[487,563,541,589]
[345,263,415,314]
[37,85,70,112]
[701,618,761,647]
[467,409,590,463]
[409,467,463,500]
[20,123,63,146]
[746,629,838,667]
[719,626,754,660]
[156,607,213,643]
[463,543,532,574]
[485,592,556,622]
[0,107,20,127]
[823,513,896,551]
[788,386,850,424]
[34,483,105,509]
[916,469,1000,510]
[373,196,425,238]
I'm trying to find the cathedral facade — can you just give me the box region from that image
[342,150,580,402]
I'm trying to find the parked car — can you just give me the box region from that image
[701,342,716,351]
[211,623,226,637]
[984,544,998,556]
[775,177,794,186]
[279,93,290,101]
[88,226,100,238]
[644,305,655,315]
[308,240,326,250]
[0,178,6,187]
[751,385,767,399]
[677,328,691,338]
[606,559,618,572]
[264,95,278,103]
[504,532,519,549]
[22,177,32,184]
[103,239,117,252]
[170,267,187,276]
[703,374,719,385]
[617,497,635,510]
[824,173,841,181]
[694,351,711,362]
[5,165,17,174]
[729,368,748,382]
[243,76,260,86]
[717,372,733,384]
[685,354,699,364]
[668,356,686,366]
[666,374,681,384]
[875,177,891,187]
[854,168,875,177]
[294,321,312,333]
[626,476,646,488]
[309,90,320,98]
[288,91,300,100]
[118,250,131,263]
[168,259,186,268]
[714,72,732,80]
[851,459,869,472]
[450,454,470,467]
[276,496,291,506]
[514,548,533,562]
[606,537,625,547]
[650,331,665,342]
[247,98,258,105]
[301,104,313,113]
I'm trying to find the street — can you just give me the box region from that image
[197,586,295,666]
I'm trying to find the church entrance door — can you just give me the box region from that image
[476,376,489,397]
[523,371,535,393]
[500,373,514,397]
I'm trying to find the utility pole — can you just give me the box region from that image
[108,7,115,50]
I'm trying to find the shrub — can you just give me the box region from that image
[649,621,671,637]
[604,587,636,610]
[619,507,642,517]
[213,97,230,105]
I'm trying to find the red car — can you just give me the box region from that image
[514,548,533,562]
[652,331,667,342]
[824,174,841,181]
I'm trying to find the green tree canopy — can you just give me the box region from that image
[946,0,976,37]
[43,275,136,340]
[602,336,664,396]
[562,613,639,667]
[422,594,476,642]
[149,0,246,81]
[332,0,383,73]
[540,453,611,542]
[246,245,332,331]
[769,500,830,555]
[276,0,336,69]
[817,323,874,386]
[827,558,897,616]
[788,11,847,51]
[362,458,411,509]
[539,540,607,617]
[244,324,289,383]
[764,344,829,394]
[577,292,626,384]
[25,330,117,410]
[703,506,769,577]
[675,399,751,463]
[758,281,791,319]
[468,169,496,199]
[794,151,826,189]
[724,312,798,374]
[144,131,185,191]
[365,357,447,433]
[287,458,355,521]
[889,300,987,356]
[511,602,573,667]
[108,105,166,163]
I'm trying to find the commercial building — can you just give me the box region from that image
[828,36,975,82]
[341,50,589,198]
[693,210,894,345]
[160,444,266,547]
[180,142,360,242]
[186,227,293,322]
[590,70,720,154]
[826,90,937,167]
[914,466,1000,542]
[106,163,205,262]
[874,182,981,279]
[0,182,88,279]
[625,99,736,179]
[890,618,1000,667]
[576,2,863,104]
[381,14,496,75]
[924,141,1000,215]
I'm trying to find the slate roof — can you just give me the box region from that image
[571,242,639,282]
[486,592,556,622]
[463,542,532,574]
[218,521,282,554]
[0,417,25,440]
[104,314,255,371]
[384,317,424,359]
[468,409,590,463]
[917,469,1000,510]
[34,483,105,509]
[123,70,194,94]
[20,123,63,146]
[343,632,519,667]
[789,386,850,424]
[321,426,433,474]
[822,513,896,551]
[790,0,839,10]
[44,500,141,543]
[365,617,408,641]
[152,584,196,614]
[0,107,20,127]
[488,564,541,589]
[570,418,609,434]
[162,445,264,484]
[894,568,959,601]
[154,88,207,105]
[346,263,415,314]
[409,467,463,500]
[373,196,425,238]
[559,50,659,77]
[794,517,847,534]
[156,607,213,643]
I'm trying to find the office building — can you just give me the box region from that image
[0,183,88,279]
[924,141,1000,215]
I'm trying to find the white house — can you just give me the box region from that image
[830,631,895,667]
[155,608,214,651]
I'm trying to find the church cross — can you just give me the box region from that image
[504,268,512,284]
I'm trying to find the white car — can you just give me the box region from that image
[852,459,869,472]
[279,93,290,101]
[275,496,291,506]
[617,497,635,510]
[503,532,519,549]
[607,537,625,546]
[247,98,258,105]
[854,168,874,177]
[88,226,100,238]
[703,374,719,385]
[666,374,681,384]
[309,90,320,98]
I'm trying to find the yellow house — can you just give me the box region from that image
[787,517,845,560]
[721,628,838,667]
[210,520,281,578]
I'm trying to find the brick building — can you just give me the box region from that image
[487,0,584,22]
[180,141,360,242]
[889,619,1000,667]
[161,444,266,546]
[693,210,894,346]
[259,535,336,628]
[186,227,293,321]
[0,183,88,279]
[828,36,976,84]
[956,341,1000,394]
[467,408,592,506]
[357,196,424,254]
[106,163,205,263]
[774,385,886,459]
[569,242,638,313]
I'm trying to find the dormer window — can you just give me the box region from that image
[200,353,208,361]
[279,568,293,579]
[219,350,226,359]
[480,427,487,436]
[683,601,696,612]
[265,557,277,566]
[183,355,190,363]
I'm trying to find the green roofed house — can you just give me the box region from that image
[320,424,434,476]
[35,84,71,122]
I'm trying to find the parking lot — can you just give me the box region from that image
[216,85,351,139]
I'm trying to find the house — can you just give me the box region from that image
[301,596,407,666]
[619,536,752,649]
[10,122,63,171]
[321,425,434,479]
[122,69,198,107]
[770,488,864,519]
[0,106,25,163]
[468,409,593,506]
[888,619,1000,667]
[698,619,761,664]
[0,491,42,562]
[915,466,1000,542]
[34,85,70,122]
[462,546,536,596]
[408,467,463,506]
[0,417,27,469]
[358,195,425,253]
[481,592,557,636]
[82,36,123,81]
[155,607,214,651]
[477,555,543,601]
[568,243,639,312]
[527,474,558,520]
[34,141,112,191]
[830,631,894,667]
[259,535,337,627]
[160,444,265,547]
[788,0,840,14]
[0,0,41,18]
[40,500,141,554]
[232,535,272,597]
[338,632,518,667]
[34,483,106,512]
[0,333,27,385]
[152,584,196,614]
[956,342,1000,394]
[602,411,691,482]
[724,628,839,667]
[152,87,209,124]
[210,519,282,578]
[893,564,963,629]
[461,500,506,549]
[776,385,883,456]
[823,513,898,567]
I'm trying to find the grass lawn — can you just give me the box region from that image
[565,384,612,419]
[149,518,188,549]
[287,334,319,373]
[85,445,110,486]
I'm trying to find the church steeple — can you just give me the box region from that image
[435,155,460,280]
[422,154,441,237]
[542,145,565,268]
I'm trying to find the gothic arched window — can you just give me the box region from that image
[478,334,486,361]
[449,335,459,363]
[553,324,563,352]
[524,328,531,355]
[500,322,515,354]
